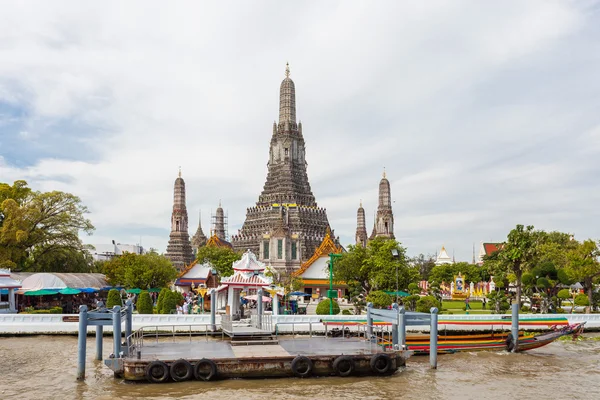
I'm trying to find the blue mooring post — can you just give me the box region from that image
[366,302,373,338]
[511,302,519,353]
[124,300,133,355]
[95,325,103,361]
[210,289,216,331]
[391,303,399,347]
[398,306,406,349]
[112,305,122,357]
[77,305,88,380]
[430,307,439,369]
[257,289,263,327]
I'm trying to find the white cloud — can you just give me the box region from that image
[0,1,599,261]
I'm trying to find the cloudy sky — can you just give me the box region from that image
[1,1,599,261]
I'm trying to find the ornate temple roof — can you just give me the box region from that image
[293,229,343,277]
[232,250,266,272]
[206,234,232,249]
[435,246,453,265]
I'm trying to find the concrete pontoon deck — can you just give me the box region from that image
[138,337,391,361]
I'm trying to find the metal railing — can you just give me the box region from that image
[221,315,233,332]
[126,323,214,358]
[251,314,273,331]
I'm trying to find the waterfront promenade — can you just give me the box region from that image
[2,312,599,335]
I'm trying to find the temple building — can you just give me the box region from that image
[435,246,453,265]
[165,170,194,270]
[191,211,208,253]
[231,64,333,272]
[478,242,503,265]
[369,170,395,240]
[355,201,368,247]
[292,229,346,299]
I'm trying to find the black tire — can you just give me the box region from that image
[194,358,217,381]
[145,361,170,383]
[333,355,354,377]
[370,353,392,374]
[506,333,515,352]
[170,359,193,382]
[291,356,313,378]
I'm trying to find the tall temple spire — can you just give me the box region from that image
[232,65,332,271]
[355,201,368,247]
[165,171,194,270]
[279,62,296,127]
[370,170,395,240]
[212,201,226,240]
[191,210,207,250]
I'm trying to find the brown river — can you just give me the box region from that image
[1,335,599,400]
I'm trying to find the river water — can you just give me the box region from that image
[1,335,599,400]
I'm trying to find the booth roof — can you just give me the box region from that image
[19,273,108,291]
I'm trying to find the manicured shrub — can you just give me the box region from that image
[160,290,184,314]
[574,293,589,307]
[521,306,530,312]
[342,309,352,315]
[156,288,168,313]
[136,290,153,314]
[316,299,340,315]
[366,291,392,309]
[106,289,122,309]
[416,295,441,313]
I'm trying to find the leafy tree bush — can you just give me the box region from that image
[416,295,441,313]
[366,291,392,309]
[342,309,352,315]
[521,305,530,312]
[103,251,177,289]
[195,245,241,277]
[404,295,420,311]
[487,290,510,314]
[136,290,153,314]
[156,288,168,313]
[315,299,340,315]
[106,289,122,309]
[574,293,589,307]
[160,290,184,314]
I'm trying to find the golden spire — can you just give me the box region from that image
[285,62,290,78]
[178,166,181,178]
[360,199,363,208]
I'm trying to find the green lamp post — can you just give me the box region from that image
[328,253,343,315]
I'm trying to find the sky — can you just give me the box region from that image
[1,1,599,262]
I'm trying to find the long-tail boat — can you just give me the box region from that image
[322,316,585,354]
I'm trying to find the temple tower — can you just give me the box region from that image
[370,170,395,240]
[165,169,194,270]
[355,201,368,247]
[191,211,207,251]
[231,64,333,271]
[211,201,227,240]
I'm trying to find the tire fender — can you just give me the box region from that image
[170,359,193,382]
[333,355,355,377]
[370,353,392,374]
[291,355,313,378]
[145,360,170,383]
[194,358,218,381]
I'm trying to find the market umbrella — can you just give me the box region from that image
[243,295,272,302]
[126,288,142,294]
[78,288,97,293]
[148,288,162,293]
[24,289,59,296]
[59,288,81,295]
[288,291,311,297]
[384,290,410,297]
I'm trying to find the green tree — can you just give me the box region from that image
[489,225,540,306]
[0,181,95,271]
[106,289,122,309]
[365,290,392,309]
[136,290,154,314]
[411,253,436,281]
[156,288,168,313]
[102,251,178,289]
[486,290,509,314]
[316,299,340,315]
[195,245,241,276]
[564,239,600,310]
[160,290,184,314]
[416,295,441,313]
[333,238,418,295]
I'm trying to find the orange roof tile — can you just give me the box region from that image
[292,229,343,277]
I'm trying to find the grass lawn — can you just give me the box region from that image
[442,300,485,310]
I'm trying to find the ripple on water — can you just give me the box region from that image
[1,336,600,400]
